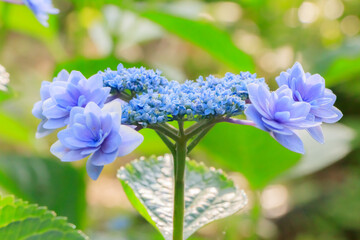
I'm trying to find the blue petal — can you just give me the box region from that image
[84,102,102,116]
[43,117,66,129]
[68,71,86,85]
[50,141,84,162]
[40,81,51,100]
[322,106,343,124]
[90,149,118,166]
[100,114,113,135]
[272,132,305,154]
[35,120,54,138]
[307,126,324,144]
[87,88,110,106]
[87,74,104,91]
[50,140,67,160]
[274,111,290,122]
[55,69,70,82]
[86,112,101,138]
[117,125,144,157]
[244,105,267,131]
[32,101,44,119]
[247,84,271,119]
[43,104,68,119]
[69,107,85,125]
[72,123,94,141]
[86,160,104,180]
[101,131,121,153]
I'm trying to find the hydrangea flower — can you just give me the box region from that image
[121,70,265,126]
[245,84,320,154]
[0,64,9,91]
[23,0,59,27]
[32,70,110,138]
[276,62,343,143]
[50,102,144,180]
[99,63,169,94]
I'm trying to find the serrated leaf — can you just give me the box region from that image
[141,11,254,72]
[0,154,86,229]
[0,195,87,240]
[118,155,247,240]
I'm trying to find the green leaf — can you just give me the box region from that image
[320,56,360,87]
[199,123,301,189]
[0,111,34,148]
[0,195,87,240]
[54,56,146,78]
[313,38,360,86]
[0,2,57,42]
[141,11,254,72]
[284,124,355,179]
[0,154,86,229]
[118,155,247,240]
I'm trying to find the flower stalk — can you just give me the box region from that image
[153,119,216,240]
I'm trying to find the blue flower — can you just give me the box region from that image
[245,84,320,154]
[23,0,59,27]
[276,62,343,143]
[121,71,265,126]
[32,70,110,138]
[50,102,144,180]
[99,63,169,94]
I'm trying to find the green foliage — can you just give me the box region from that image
[0,2,57,42]
[0,195,87,240]
[199,123,301,189]
[0,111,34,148]
[118,155,247,240]
[54,56,146,78]
[141,11,254,72]
[0,154,86,229]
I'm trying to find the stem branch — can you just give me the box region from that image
[172,138,186,240]
[156,131,176,156]
[187,124,214,154]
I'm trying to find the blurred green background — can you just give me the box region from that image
[0,0,359,239]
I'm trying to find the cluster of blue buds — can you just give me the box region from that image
[100,64,169,94]
[100,64,266,126]
[33,61,342,179]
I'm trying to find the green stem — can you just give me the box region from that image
[149,124,179,141]
[173,138,187,240]
[156,131,176,156]
[187,124,214,154]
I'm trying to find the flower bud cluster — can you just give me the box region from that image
[101,64,265,126]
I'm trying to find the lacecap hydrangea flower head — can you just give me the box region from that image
[99,64,266,126]
[33,62,342,179]
[23,0,59,27]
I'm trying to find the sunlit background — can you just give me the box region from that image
[0,0,359,239]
